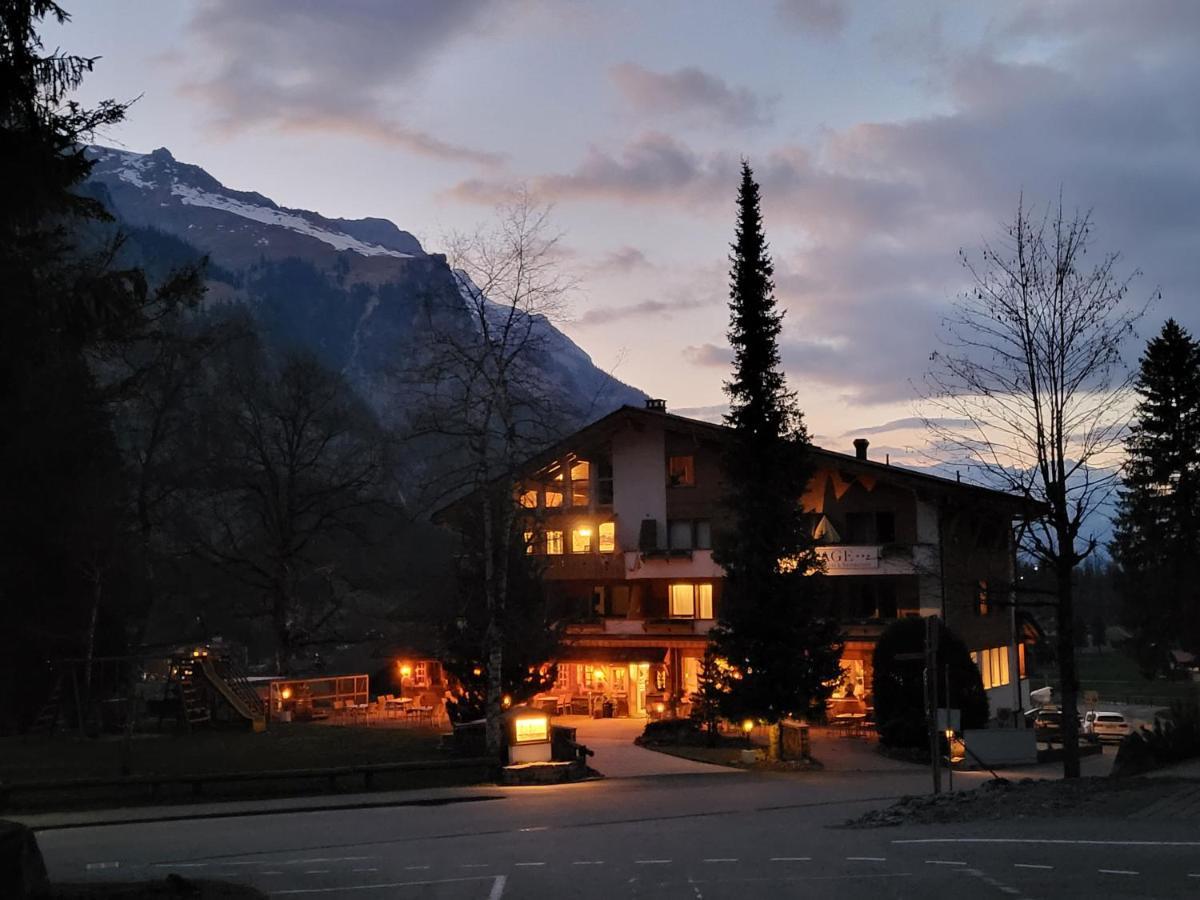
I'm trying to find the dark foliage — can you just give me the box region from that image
[710,162,842,726]
[1112,320,1200,663]
[872,617,989,749]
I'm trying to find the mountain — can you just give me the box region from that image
[85,145,644,429]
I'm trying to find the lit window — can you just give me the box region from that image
[545,489,563,508]
[697,583,714,619]
[572,526,592,553]
[1018,642,1027,678]
[413,662,428,687]
[570,460,590,507]
[669,583,696,618]
[524,531,535,555]
[977,580,990,616]
[668,455,695,487]
[599,522,615,553]
[546,530,563,555]
[519,489,538,508]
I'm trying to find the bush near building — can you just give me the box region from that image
[873,617,988,749]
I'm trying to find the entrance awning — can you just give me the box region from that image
[555,646,667,664]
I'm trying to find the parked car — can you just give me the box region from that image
[1025,707,1064,742]
[1083,710,1131,743]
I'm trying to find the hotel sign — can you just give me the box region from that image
[817,546,880,571]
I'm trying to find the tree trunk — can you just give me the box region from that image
[481,490,505,760]
[1055,554,1081,778]
[82,566,103,718]
[273,586,292,676]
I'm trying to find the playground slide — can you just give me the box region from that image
[198,656,266,730]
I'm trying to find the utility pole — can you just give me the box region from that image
[925,615,941,794]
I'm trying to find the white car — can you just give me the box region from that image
[1083,710,1130,743]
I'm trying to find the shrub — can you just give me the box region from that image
[1112,693,1200,776]
[639,718,703,746]
[872,618,989,749]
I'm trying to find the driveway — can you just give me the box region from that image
[558,715,737,778]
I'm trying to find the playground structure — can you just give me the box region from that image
[32,646,266,736]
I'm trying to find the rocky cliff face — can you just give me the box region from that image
[86,145,644,428]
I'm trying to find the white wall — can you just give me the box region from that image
[612,426,666,551]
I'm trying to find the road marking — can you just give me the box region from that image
[847,856,886,862]
[703,858,738,863]
[1013,864,1053,870]
[404,865,430,871]
[460,864,489,869]
[85,862,120,870]
[893,838,1200,847]
[302,870,329,874]
[770,857,811,862]
[925,860,966,866]
[572,860,604,866]
[636,859,672,864]
[271,875,501,895]
[519,826,548,832]
[1098,869,1139,876]
[351,868,378,873]
[153,862,207,868]
[514,862,545,867]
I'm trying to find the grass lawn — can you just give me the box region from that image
[1029,650,1199,705]
[0,723,490,811]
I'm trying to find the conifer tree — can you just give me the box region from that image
[1112,319,1200,664]
[709,162,842,759]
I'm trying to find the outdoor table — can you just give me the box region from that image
[385,697,412,720]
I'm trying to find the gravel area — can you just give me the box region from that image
[839,775,1200,828]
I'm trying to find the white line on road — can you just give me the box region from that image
[302,870,329,874]
[271,875,501,896]
[847,856,887,862]
[153,862,207,868]
[85,862,120,870]
[894,838,1200,847]
[351,868,378,873]
[703,858,738,863]
[460,864,489,869]
[572,860,604,865]
[404,865,430,871]
[770,857,811,862]
[1013,864,1053,870]
[1098,869,1139,876]
[925,860,966,866]
[514,862,545,867]
[635,859,672,864]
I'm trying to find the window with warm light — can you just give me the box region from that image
[669,582,713,618]
[524,531,535,555]
[598,522,616,552]
[668,455,695,487]
[570,460,590,507]
[546,530,564,555]
[697,583,713,619]
[545,488,563,508]
[519,489,538,508]
[571,526,592,553]
[973,647,1011,689]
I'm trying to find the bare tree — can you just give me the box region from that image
[192,348,391,673]
[924,196,1147,778]
[410,192,576,756]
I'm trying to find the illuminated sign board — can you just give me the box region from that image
[816,546,879,571]
[513,714,550,744]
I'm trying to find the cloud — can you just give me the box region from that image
[592,246,651,274]
[682,343,733,367]
[577,296,706,327]
[671,403,729,423]
[610,63,773,127]
[842,417,975,437]
[181,0,501,164]
[776,0,849,34]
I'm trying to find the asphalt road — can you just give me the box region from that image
[35,768,1200,899]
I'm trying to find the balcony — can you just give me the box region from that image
[539,553,623,581]
[564,617,714,637]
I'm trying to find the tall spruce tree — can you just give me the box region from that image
[1111,319,1200,665]
[709,162,842,759]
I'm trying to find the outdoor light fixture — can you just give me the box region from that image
[502,694,513,708]
[578,527,592,537]
[654,702,666,714]
[399,663,412,678]
[742,719,755,735]
[281,687,292,701]
[472,666,483,677]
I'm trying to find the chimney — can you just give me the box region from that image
[853,438,869,461]
[645,398,666,412]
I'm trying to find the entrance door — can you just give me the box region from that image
[630,662,648,716]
